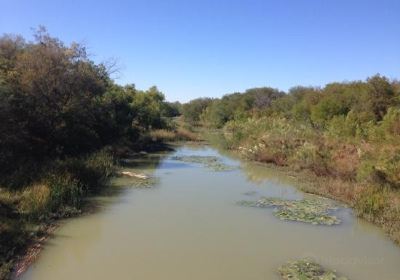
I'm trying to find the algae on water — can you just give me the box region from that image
[278,259,349,280]
[238,197,340,225]
[171,155,235,171]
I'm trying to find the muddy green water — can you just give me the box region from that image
[20,145,400,280]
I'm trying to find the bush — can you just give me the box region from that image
[45,173,83,212]
[291,142,323,170]
[379,107,400,139]
[357,149,400,189]
[375,153,400,189]
[83,150,115,190]
[52,150,115,194]
[355,187,389,218]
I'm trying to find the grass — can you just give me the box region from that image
[148,116,201,143]
[149,127,200,142]
[0,149,116,279]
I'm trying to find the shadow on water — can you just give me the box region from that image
[76,148,177,218]
[118,152,172,169]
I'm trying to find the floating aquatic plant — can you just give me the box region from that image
[278,259,348,280]
[171,155,235,171]
[238,197,340,225]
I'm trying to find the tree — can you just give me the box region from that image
[182,98,213,125]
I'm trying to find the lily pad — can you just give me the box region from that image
[279,259,349,280]
[171,155,235,171]
[238,197,340,225]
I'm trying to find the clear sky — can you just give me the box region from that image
[1,0,399,102]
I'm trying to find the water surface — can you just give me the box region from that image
[20,145,400,280]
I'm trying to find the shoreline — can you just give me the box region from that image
[8,140,399,280]
[227,146,400,246]
[12,223,58,279]
[7,143,175,280]
[204,130,400,245]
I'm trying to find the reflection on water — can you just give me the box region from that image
[20,145,400,280]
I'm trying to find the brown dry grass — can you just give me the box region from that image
[330,143,360,179]
[18,184,51,218]
[175,128,199,141]
[149,129,176,141]
[149,128,199,142]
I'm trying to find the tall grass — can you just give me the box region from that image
[149,128,199,142]
[0,149,115,278]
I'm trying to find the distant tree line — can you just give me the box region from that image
[182,76,400,132]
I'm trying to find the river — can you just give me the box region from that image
[19,144,400,280]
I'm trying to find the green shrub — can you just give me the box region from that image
[310,95,349,128]
[291,142,320,169]
[355,187,389,217]
[379,107,400,139]
[45,172,83,212]
[53,150,115,194]
[375,153,400,189]
[357,159,376,183]
[326,115,356,138]
[358,151,400,189]
[83,150,115,190]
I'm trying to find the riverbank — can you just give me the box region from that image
[150,126,400,244]
[4,131,399,279]
[16,143,400,280]
[240,157,400,244]
[0,30,187,280]
[0,138,176,280]
[0,149,115,279]
[209,126,400,245]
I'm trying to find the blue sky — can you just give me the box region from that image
[1,0,399,102]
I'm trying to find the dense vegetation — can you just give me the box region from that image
[0,29,182,278]
[183,76,400,243]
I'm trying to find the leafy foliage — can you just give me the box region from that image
[0,29,173,189]
[182,97,213,125]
